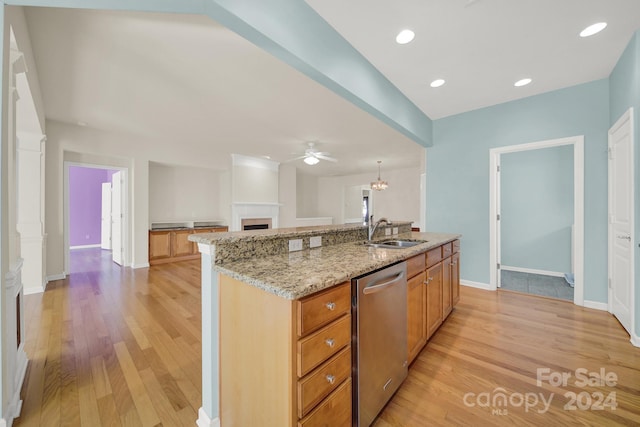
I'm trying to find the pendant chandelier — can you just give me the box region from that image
[370,160,389,191]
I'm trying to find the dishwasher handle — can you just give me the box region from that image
[362,271,405,295]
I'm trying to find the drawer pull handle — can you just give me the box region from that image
[325,338,335,348]
[325,302,336,311]
[326,374,336,384]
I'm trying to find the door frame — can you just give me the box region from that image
[489,136,585,306]
[607,107,635,340]
[64,161,129,273]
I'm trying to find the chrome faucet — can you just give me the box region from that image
[368,215,390,241]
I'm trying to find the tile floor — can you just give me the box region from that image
[500,269,574,301]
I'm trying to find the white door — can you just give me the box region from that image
[101,182,112,250]
[111,171,123,265]
[608,108,634,335]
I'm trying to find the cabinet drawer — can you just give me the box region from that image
[297,282,351,337]
[298,315,351,377]
[298,378,352,427]
[442,242,453,258]
[407,253,426,279]
[297,346,351,418]
[426,246,443,268]
[453,239,460,253]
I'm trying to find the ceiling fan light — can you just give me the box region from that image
[304,156,319,165]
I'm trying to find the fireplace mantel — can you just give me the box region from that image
[231,202,281,231]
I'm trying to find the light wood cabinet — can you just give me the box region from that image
[442,256,453,320]
[148,230,171,260]
[149,226,228,265]
[220,275,351,427]
[452,250,460,305]
[406,253,427,364]
[426,262,443,339]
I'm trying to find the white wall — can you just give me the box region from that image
[317,166,421,225]
[279,163,297,228]
[149,162,221,222]
[296,170,319,217]
[44,120,232,277]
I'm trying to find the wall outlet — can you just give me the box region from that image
[393,227,399,235]
[385,228,391,236]
[310,236,322,248]
[289,239,303,252]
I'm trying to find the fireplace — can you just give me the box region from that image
[231,202,280,231]
[241,218,272,231]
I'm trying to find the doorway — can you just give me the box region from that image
[489,136,585,305]
[64,162,128,274]
[608,108,635,338]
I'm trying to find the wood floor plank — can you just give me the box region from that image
[15,248,640,426]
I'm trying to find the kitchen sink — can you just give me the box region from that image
[363,239,428,249]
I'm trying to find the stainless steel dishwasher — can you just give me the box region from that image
[352,261,408,427]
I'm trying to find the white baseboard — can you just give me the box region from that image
[70,244,101,250]
[461,280,493,291]
[46,273,66,283]
[583,300,608,311]
[132,262,150,269]
[501,265,565,278]
[631,333,640,348]
[197,407,221,427]
[23,284,46,295]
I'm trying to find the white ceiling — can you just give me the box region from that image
[307,0,640,119]
[23,7,424,177]
[23,2,640,177]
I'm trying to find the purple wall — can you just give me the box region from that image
[69,166,114,247]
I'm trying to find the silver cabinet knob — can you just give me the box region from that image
[325,338,335,348]
[326,374,335,384]
[325,302,336,311]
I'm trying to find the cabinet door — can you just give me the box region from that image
[172,230,195,257]
[407,271,427,364]
[149,231,171,260]
[452,252,460,305]
[442,257,453,320]
[426,262,443,339]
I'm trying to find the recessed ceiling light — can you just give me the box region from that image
[396,29,415,45]
[77,121,88,127]
[580,22,607,38]
[514,78,532,87]
[430,79,446,88]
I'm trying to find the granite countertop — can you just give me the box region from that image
[215,231,460,300]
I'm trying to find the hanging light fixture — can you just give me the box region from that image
[370,160,389,191]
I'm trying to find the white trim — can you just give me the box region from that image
[583,300,608,311]
[489,136,585,308]
[607,107,636,343]
[46,273,66,282]
[70,244,101,250]
[461,280,493,291]
[231,153,279,171]
[197,407,221,427]
[132,262,150,269]
[23,284,45,295]
[198,243,215,256]
[500,265,565,278]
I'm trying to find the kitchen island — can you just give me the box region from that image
[189,223,460,427]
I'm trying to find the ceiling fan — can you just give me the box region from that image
[289,142,337,165]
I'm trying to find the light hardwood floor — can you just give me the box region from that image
[16,249,640,426]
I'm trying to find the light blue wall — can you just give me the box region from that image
[428,79,609,302]
[501,145,574,273]
[609,31,640,339]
